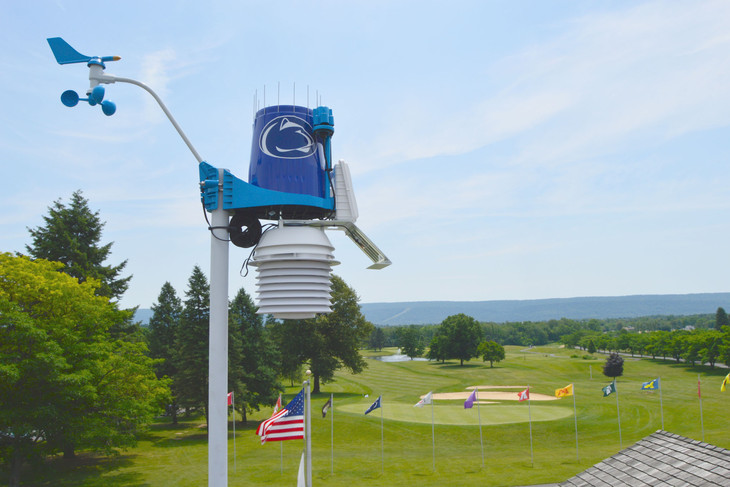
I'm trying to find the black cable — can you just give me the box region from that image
[239,223,277,277]
[201,200,233,242]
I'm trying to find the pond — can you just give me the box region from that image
[371,354,428,362]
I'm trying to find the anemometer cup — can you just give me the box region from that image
[89,85,106,104]
[101,100,116,116]
[61,90,79,107]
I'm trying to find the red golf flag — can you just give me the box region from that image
[227,392,233,406]
[518,387,530,402]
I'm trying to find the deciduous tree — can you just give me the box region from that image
[0,253,168,485]
[269,275,373,393]
[477,340,505,367]
[439,314,482,366]
[398,325,425,359]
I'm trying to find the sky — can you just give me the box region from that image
[2,0,730,311]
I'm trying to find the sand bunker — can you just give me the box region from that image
[427,386,557,402]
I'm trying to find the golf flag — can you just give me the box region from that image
[555,384,573,398]
[365,395,382,415]
[602,381,616,397]
[464,389,477,409]
[641,378,660,391]
[698,377,702,398]
[256,388,305,443]
[518,387,530,402]
[273,393,282,414]
[227,391,233,406]
[322,397,332,418]
[415,391,433,408]
[722,373,730,392]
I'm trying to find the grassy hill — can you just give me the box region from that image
[15,346,730,486]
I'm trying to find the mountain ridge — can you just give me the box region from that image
[359,292,730,326]
[133,292,730,326]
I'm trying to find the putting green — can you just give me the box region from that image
[337,401,572,425]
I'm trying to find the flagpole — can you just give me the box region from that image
[476,388,484,468]
[659,377,664,430]
[572,385,579,462]
[528,385,534,467]
[615,379,622,449]
[278,393,283,475]
[304,377,312,487]
[330,393,334,474]
[698,374,704,442]
[431,398,436,472]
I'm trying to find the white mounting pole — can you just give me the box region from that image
[208,171,230,487]
[89,69,230,487]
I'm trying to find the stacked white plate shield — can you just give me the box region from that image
[249,224,339,320]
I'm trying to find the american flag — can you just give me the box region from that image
[256,389,305,444]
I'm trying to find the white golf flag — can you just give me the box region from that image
[414,391,433,407]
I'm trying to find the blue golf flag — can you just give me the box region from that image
[365,395,382,415]
[641,378,660,391]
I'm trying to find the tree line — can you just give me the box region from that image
[367,308,730,368]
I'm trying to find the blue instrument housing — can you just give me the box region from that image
[199,104,336,220]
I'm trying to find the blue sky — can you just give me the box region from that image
[2,1,730,310]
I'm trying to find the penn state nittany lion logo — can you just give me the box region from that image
[259,115,315,159]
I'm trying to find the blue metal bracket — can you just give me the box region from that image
[199,162,334,219]
[199,162,219,210]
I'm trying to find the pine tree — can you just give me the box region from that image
[228,287,281,423]
[174,266,210,423]
[26,190,131,300]
[147,282,183,423]
[715,307,729,331]
[603,352,624,379]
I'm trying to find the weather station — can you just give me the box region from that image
[47,37,390,487]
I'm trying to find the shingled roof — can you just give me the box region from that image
[559,430,730,486]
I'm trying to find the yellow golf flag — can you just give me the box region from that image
[721,373,730,392]
[555,383,573,398]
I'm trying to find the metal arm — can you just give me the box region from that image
[89,67,203,163]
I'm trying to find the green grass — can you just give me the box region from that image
[11,346,730,486]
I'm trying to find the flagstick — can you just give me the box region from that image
[330,393,334,474]
[527,385,534,467]
[615,380,622,449]
[476,388,484,468]
[572,386,579,462]
[232,393,236,474]
[659,377,664,431]
[380,396,384,474]
[431,397,436,472]
[698,374,704,442]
